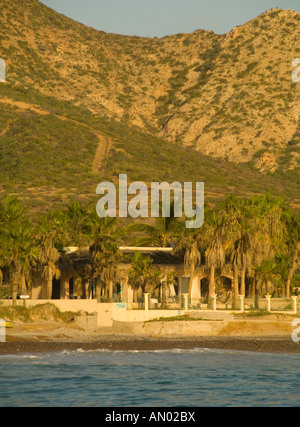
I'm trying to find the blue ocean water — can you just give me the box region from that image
[0,348,299,407]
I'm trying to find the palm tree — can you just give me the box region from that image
[282,208,300,297]
[253,259,279,296]
[64,201,91,247]
[88,212,122,301]
[220,196,254,307]
[3,226,38,304]
[35,210,66,299]
[286,242,300,297]
[174,228,202,303]
[203,207,226,309]
[206,231,225,308]
[0,197,38,304]
[173,204,219,306]
[129,251,161,308]
[222,194,286,305]
[126,200,182,247]
[129,251,152,303]
[91,240,121,301]
[249,195,286,303]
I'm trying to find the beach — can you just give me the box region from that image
[1,318,300,355]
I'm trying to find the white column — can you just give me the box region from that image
[291,296,298,314]
[182,293,189,311]
[144,293,149,311]
[178,277,182,305]
[190,276,201,306]
[0,319,6,343]
[265,294,271,312]
[239,295,245,313]
[60,275,70,300]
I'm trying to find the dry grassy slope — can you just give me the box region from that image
[0,0,220,127]
[0,0,299,173]
[160,9,300,170]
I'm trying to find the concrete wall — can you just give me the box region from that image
[0,300,185,329]
[112,319,294,337]
[112,320,225,336]
[244,297,296,311]
[1,297,298,330]
[95,304,184,327]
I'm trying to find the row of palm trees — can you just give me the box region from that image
[0,194,299,306]
[0,197,120,304]
[128,194,300,307]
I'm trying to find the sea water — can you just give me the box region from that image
[0,348,299,407]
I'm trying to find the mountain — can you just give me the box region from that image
[0,0,299,213]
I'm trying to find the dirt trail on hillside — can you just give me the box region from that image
[56,114,112,174]
[92,133,112,173]
[0,96,49,115]
[0,96,112,172]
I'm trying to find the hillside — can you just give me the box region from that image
[0,0,299,212]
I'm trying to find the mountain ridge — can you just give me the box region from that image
[0,0,299,212]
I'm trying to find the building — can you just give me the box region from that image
[30,246,234,307]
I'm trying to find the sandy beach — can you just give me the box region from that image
[1,319,299,355]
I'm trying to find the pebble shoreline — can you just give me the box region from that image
[1,336,300,355]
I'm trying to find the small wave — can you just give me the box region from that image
[78,347,219,355]
[0,353,42,361]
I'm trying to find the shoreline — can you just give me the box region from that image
[1,336,300,355]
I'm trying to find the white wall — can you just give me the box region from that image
[0,300,185,328]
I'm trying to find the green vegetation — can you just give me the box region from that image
[0,302,77,322]
[236,310,299,318]
[145,315,222,322]
[1,83,299,212]
[0,194,299,307]
[236,310,271,318]
[0,102,98,189]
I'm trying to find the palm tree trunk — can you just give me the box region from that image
[208,265,215,309]
[188,265,195,296]
[240,268,246,296]
[81,279,86,299]
[12,283,18,306]
[145,281,153,310]
[162,279,168,308]
[95,277,102,301]
[286,246,299,298]
[286,257,298,298]
[281,280,286,298]
[286,278,291,299]
[85,281,92,299]
[108,280,114,302]
[46,277,53,300]
[232,266,240,310]
[10,262,20,306]
[20,275,26,295]
[45,266,54,300]
[148,292,152,310]
[251,277,255,298]
[255,278,260,309]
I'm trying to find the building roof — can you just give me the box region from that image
[64,246,184,265]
